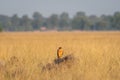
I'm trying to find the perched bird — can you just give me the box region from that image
[57,47,63,59]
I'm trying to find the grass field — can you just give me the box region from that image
[0,31,120,80]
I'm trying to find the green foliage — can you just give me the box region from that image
[0,11,120,31]
[71,12,88,30]
[0,23,3,32]
[59,12,70,30]
[47,14,59,29]
[32,12,43,30]
[0,27,2,32]
[111,12,120,30]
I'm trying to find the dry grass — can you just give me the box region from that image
[0,31,120,80]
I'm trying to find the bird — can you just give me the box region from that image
[57,47,63,59]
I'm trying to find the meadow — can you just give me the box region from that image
[0,31,120,80]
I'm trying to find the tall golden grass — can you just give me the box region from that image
[0,31,120,80]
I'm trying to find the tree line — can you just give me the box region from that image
[0,11,120,31]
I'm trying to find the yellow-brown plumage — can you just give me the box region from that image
[57,47,63,59]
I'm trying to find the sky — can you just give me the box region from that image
[0,0,120,18]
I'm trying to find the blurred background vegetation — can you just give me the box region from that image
[0,11,120,31]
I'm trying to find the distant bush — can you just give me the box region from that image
[0,23,2,32]
[0,27,2,32]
